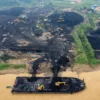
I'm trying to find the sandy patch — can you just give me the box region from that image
[72,64,100,73]
[1,64,100,75]
[0,68,28,75]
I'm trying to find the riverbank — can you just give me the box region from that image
[1,64,100,75]
[0,70,100,100]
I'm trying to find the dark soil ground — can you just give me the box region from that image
[97,22,100,27]
[87,36,100,50]
[87,28,100,59]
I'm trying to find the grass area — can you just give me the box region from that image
[0,64,26,70]
[72,28,88,64]
[0,64,11,70]
[13,64,26,69]
[79,28,96,65]
[73,23,100,66]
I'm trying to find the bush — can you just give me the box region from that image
[13,64,26,69]
[0,64,11,70]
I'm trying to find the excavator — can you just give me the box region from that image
[37,81,66,91]
[37,84,44,91]
[55,81,66,86]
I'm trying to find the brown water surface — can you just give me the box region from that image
[0,71,100,100]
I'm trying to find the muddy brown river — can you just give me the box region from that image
[0,71,100,100]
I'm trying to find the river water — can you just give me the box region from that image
[0,71,100,100]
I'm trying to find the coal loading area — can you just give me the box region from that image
[12,77,85,93]
[87,28,100,59]
[8,6,86,94]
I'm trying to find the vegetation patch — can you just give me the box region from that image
[73,23,100,66]
[72,31,88,64]
[0,64,11,70]
[0,64,26,70]
[13,64,26,69]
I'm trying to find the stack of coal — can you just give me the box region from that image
[12,77,85,93]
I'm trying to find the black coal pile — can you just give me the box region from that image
[12,77,85,93]
[0,6,84,73]
[0,6,83,50]
[87,28,100,59]
[87,36,100,50]
[0,7,25,16]
[89,28,100,37]
[0,7,25,24]
[97,22,100,27]
[48,12,83,27]
[31,37,72,76]
[45,38,70,77]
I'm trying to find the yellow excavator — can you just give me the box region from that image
[55,82,66,87]
[37,84,44,91]
[37,81,66,91]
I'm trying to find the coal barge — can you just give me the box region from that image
[12,77,85,93]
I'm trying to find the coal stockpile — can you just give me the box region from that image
[87,28,100,59]
[12,77,85,93]
[48,12,84,27]
[87,36,100,50]
[87,29,100,50]
[0,6,84,67]
[0,7,25,16]
[0,15,16,24]
[90,28,100,36]
[95,51,100,59]
[87,35,100,59]
[97,22,100,27]
[0,6,84,51]
[30,38,71,77]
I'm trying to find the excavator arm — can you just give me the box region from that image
[55,82,66,86]
[37,85,44,91]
